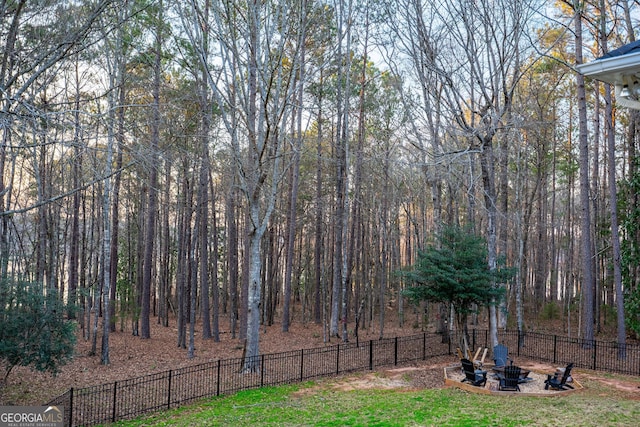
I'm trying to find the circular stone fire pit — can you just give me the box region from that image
[443,364,582,396]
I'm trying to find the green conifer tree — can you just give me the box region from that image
[403,225,514,344]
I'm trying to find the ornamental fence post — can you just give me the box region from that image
[111,381,117,423]
[167,370,172,410]
[68,387,73,427]
[394,337,398,365]
[216,360,221,396]
[369,340,373,370]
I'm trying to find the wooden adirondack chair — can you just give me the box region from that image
[498,365,521,392]
[492,343,511,368]
[544,363,574,390]
[461,358,487,387]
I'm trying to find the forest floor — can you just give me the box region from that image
[1,313,640,406]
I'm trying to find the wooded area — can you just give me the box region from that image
[1,0,640,371]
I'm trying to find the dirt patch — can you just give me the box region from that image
[292,357,455,397]
[327,364,453,393]
[330,372,413,392]
[578,371,640,394]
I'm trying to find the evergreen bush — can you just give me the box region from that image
[0,281,77,382]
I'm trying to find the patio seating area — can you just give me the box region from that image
[445,345,581,396]
[444,363,581,395]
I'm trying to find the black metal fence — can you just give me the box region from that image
[46,333,449,427]
[463,329,640,377]
[46,330,640,427]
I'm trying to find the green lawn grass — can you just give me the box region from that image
[110,376,639,427]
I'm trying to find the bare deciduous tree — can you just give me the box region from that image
[392,0,535,347]
[180,0,303,371]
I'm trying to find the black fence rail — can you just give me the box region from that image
[46,330,640,427]
[459,329,640,376]
[47,333,451,427]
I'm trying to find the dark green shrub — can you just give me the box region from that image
[0,281,77,382]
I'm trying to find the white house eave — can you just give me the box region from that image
[576,51,640,85]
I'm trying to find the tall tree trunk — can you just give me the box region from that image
[565,99,576,335]
[331,58,346,339]
[282,0,307,332]
[314,71,325,326]
[242,0,265,370]
[244,217,262,371]
[100,100,115,364]
[240,211,249,343]
[480,137,499,349]
[598,0,625,356]
[176,170,189,349]
[158,157,171,328]
[514,160,525,334]
[591,81,602,335]
[110,42,126,333]
[188,208,198,359]
[379,149,390,340]
[349,7,369,341]
[550,114,559,304]
[197,0,212,340]
[265,225,276,326]
[198,152,211,339]
[605,80,626,356]
[99,3,129,360]
[281,124,298,331]
[0,0,26,280]
[210,178,220,341]
[534,140,548,310]
[68,60,82,319]
[574,1,595,345]
[227,187,239,339]
[331,0,353,342]
[141,0,163,339]
[35,126,48,286]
